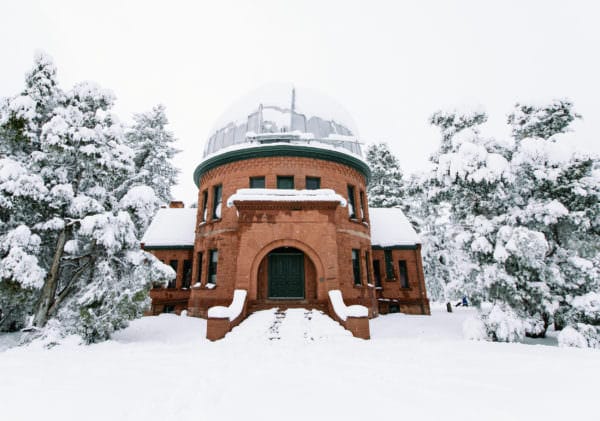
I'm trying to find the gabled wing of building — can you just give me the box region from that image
[369,207,420,247]
[141,208,197,249]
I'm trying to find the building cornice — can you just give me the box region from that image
[193,144,371,187]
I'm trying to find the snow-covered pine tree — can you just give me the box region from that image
[0,52,61,331]
[429,107,488,158]
[434,100,599,346]
[403,173,468,303]
[418,107,508,307]
[125,105,179,205]
[366,142,404,208]
[507,99,581,141]
[0,52,175,342]
[505,100,600,346]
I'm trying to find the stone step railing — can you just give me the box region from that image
[206,290,248,341]
[327,290,370,339]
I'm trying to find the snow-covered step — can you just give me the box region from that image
[225,308,354,342]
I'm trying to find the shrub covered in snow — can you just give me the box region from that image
[558,324,600,349]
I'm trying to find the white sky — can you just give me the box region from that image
[1,0,599,205]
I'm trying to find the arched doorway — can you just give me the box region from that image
[267,247,305,299]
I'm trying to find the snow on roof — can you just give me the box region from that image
[227,188,347,207]
[202,137,365,164]
[141,208,197,247]
[369,207,420,247]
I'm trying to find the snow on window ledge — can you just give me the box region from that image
[328,290,368,321]
[226,188,347,208]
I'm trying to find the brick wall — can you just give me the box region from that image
[145,154,429,321]
[188,156,373,316]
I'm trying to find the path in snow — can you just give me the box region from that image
[227,308,354,342]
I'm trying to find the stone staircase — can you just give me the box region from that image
[247,299,328,313]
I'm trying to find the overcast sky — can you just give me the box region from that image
[2,0,599,205]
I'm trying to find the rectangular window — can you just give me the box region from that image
[384,250,394,280]
[389,303,400,313]
[359,191,366,220]
[201,190,208,221]
[365,251,372,286]
[163,305,175,314]
[305,176,321,190]
[182,259,192,289]
[168,260,178,288]
[212,185,222,219]
[277,176,294,189]
[208,249,218,285]
[250,176,265,188]
[352,249,361,286]
[399,260,409,288]
[373,260,382,287]
[347,185,356,218]
[196,252,203,286]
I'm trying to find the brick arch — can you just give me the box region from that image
[249,238,325,299]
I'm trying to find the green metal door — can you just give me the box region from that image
[268,253,305,299]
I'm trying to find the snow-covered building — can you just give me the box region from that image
[141,84,430,339]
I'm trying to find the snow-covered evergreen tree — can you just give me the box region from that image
[0,52,175,342]
[125,105,179,204]
[507,99,581,141]
[366,142,404,207]
[0,52,61,331]
[430,101,600,346]
[415,108,505,305]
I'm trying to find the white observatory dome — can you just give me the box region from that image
[204,83,362,158]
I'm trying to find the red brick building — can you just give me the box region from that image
[141,86,429,339]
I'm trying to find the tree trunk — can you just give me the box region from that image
[33,227,69,328]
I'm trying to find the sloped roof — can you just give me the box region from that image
[141,208,197,248]
[369,207,420,247]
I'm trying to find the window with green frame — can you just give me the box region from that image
[196,252,203,285]
[352,249,361,285]
[399,260,409,288]
[250,176,265,188]
[365,251,372,285]
[305,176,320,190]
[182,260,192,288]
[373,260,382,287]
[384,250,394,280]
[201,190,208,221]
[212,185,222,219]
[208,250,218,285]
[277,176,294,189]
[347,185,356,218]
[168,260,178,288]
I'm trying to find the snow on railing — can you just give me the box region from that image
[328,290,368,321]
[207,289,247,321]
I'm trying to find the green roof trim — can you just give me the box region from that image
[143,245,194,251]
[372,245,418,250]
[193,144,371,187]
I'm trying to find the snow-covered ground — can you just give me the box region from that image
[1,305,598,421]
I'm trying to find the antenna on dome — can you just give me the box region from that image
[290,86,296,130]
